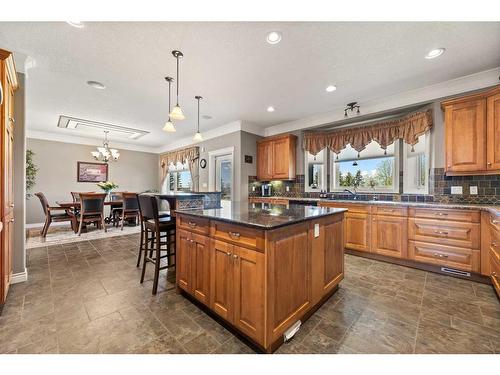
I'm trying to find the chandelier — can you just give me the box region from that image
[91,131,120,162]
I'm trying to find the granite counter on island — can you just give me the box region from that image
[175,202,347,353]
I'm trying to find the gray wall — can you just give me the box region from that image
[240,131,262,202]
[13,73,26,274]
[26,138,160,224]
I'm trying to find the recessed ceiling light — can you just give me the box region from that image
[267,106,275,112]
[326,85,337,92]
[266,31,282,45]
[202,115,212,120]
[87,80,106,90]
[425,48,445,59]
[67,21,84,29]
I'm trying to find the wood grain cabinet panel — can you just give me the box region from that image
[408,218,480,249]
[487,91,500,171]
[210,221,265,251]
[210,239,233,321]
[257,141,273,181]
[408,240,480,272]
[444,99,486,173]
[176,229,191,291]
[232,245,265,343]
[256,134,296,181]
[191,233,210,305]
[371,215,407,258]
[409,207,480,223]
[490,248,500,297]
[344,212,371,252]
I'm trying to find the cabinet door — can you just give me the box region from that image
[191,234,211,305]
[232,245,265,343]
[487,92,500,171]
[176,229,192,292]
[371,215,407,258]
[323,219,344,290]
[444,99,486,173]
[272,137,290,179]
[210,239,233,321]
[2,215,12,303]
[257,141,273,180]
[344,212,371,252]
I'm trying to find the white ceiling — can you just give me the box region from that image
[0,22,499,151]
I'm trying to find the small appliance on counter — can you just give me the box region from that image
[261,183,272,197]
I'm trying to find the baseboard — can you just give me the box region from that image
[26,222,70,229]
[11,268,28,284]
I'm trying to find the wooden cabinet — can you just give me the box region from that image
[0,49,17,307]
[249,197,289,206]
[371,215,407,258]
[408,241,480,272]
[442,85,500,175]
[256,134,296,181]
[487,213,500,297]
[175,229,211,305]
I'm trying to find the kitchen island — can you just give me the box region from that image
[175,203,346,352]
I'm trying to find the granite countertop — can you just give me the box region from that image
[154,192,206,198]
[176,202,347,229]
[251,196,500,216]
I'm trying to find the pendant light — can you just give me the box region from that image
[193,95,203,142]
[169,50,185,120]
[163,76,176,132]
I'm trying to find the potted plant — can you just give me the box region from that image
[97,181,119,200]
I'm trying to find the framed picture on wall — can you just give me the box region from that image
[77,162,108,182]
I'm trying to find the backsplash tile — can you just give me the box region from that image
[248,168,500,205]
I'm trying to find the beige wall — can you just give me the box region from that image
[26,138,159,224]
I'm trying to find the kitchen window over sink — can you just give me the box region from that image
[403,133,429,194]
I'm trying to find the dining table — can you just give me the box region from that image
[56,200,124,233]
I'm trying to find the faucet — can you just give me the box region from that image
[343,188,358,200]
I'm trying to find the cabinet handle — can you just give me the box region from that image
[9,117,14,124]
[433,253,448,259]
[188,221,197,227]
[492,241,498,248]
[491,219,499,225]
[233,254,239,259]
[10,218,14,223]
[10,203,14,208]
[228,231,241,239]
[435,212,448,216]
[492,271,497,277]
[487,162,492,166]
[189,239,194,243]
[434,230,448,236]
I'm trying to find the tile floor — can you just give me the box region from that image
[1,233,498,354]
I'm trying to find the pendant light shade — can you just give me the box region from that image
[169,50,185,121]
[163,76,176,132]
[193,95,203,142]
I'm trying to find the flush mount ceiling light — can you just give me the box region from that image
[344,102,361,118]
[67,21,84,28]
[266,31,282,45]
[169,50,185,120]
[425,48,446,59]
[163,76,176,132]
[326,85,337,92]
[267,106,275,112]
[193,96,203,142]
[87,80,106,90]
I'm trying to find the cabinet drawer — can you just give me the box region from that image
[372,205,407,217]
[272,198,289,205]
[490,248,500,297]
[177,215,210,234]
[408,218,480,249]
[489,213,500,232]
[408,240,480,272]
[408,207,480,223]
[210,221,265,251]
[249,197,272,204]
[320,202,371,213]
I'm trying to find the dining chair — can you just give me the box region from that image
[117,192,139,230]
[76,193,107,236]
[137,194,176,295]
[35,192,76,238]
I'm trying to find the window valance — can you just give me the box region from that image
[303,109,433,155]
[160,146,199,168]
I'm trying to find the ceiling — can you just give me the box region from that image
[0,22,499,151]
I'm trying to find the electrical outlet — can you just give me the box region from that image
[451,186,463,195]
[314,223,320,238]
[202,182,207,188]
[470,186,478,195]
[286,186,290,192]
[252,186,256,192]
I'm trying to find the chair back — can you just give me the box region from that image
[110,192,123,201]
[35,192,50,215]
[71,192,94,202]
[138,194,160,221]
[79,193,106,215]
[122,192,139,211]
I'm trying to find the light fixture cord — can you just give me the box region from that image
[197,97,200,132]
[168,79,172,119]
[176,55,180,105]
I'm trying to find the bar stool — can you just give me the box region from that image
[137,194,176,295]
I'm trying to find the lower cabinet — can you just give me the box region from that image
[210,239,265,343]
[345,212,371,252]
[490,248,500,297]
[371,215,407,258]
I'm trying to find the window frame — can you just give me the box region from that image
[164,160,192,193]
[304,149,327,192]
[329,142,400,193]
[403,132,430,195]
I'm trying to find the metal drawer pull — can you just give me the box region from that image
[435,212,448,216]
[188,221,197,227]
[228,231,241,238]
[491,219,499,225]
[492,271,497,277]
[434,253,448,258]
[9,117,15,124]
[384,209,395,212]
[492,241,498,247]
[233,254,239,259]
[434,230,448,235]
[189,239,194,243]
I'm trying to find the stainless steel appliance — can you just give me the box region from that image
[261,183,272,197]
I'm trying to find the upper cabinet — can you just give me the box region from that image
[256,134,297,181]
[442,85,500,175]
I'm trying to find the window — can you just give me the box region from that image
[305,149,326,192]
[165,161,192,192]
[403,133,429,194]
[330,141,399,192]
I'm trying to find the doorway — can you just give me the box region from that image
[208,147,234,206]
